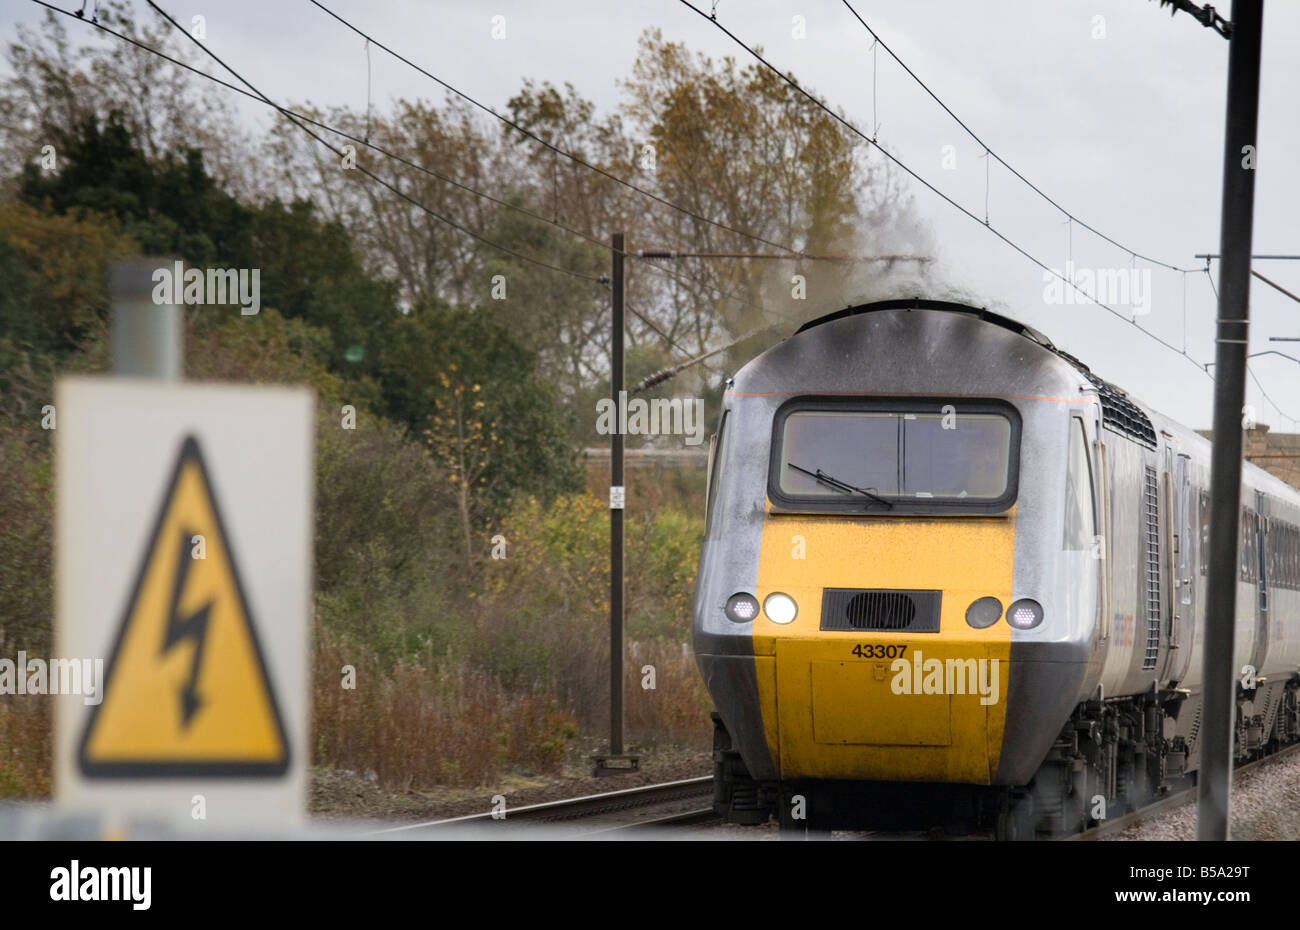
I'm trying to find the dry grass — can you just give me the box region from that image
[625,640,712,746]
[0,620,713,800]
[312,628,711,791]
[312,629,578,790]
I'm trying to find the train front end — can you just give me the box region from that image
[693,300,1102,829]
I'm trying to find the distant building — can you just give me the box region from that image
[1197,425,1300,490]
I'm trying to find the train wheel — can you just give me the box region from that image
[711,713,771,825]
[995,793,1035,841]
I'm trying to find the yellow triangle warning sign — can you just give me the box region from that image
[79,435,289,777]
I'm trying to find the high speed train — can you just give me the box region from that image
[693,298,1300,838]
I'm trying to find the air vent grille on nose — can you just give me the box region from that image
[848,592,914,629]
[820,589,941,632]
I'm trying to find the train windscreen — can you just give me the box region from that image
[775,408,1013,505]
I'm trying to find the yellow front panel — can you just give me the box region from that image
[810,660,951,745]
[753,510,1016,784]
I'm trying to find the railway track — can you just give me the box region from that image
[371,776,717,837]
[1069,741,1300,840]
[369,741,1300,840]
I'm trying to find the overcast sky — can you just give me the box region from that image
[5,0,1298,431]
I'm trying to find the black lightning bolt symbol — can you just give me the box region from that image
[160,528,213,728]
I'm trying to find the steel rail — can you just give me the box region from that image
[370,775,714,835]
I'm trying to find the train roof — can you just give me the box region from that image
[796,299,1159,448]
[796,298,1054,345]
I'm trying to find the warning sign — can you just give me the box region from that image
[56,377,310,825]
[79,436,289,776]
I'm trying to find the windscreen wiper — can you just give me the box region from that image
[787,462,893,509]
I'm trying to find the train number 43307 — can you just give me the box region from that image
[850,644,907,659]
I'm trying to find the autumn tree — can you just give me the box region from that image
[425,364,498,570]
[0,2,253,199]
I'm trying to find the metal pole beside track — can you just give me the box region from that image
[611,232,625,760]
[1198,0,1264,842]
[592,232,636,775]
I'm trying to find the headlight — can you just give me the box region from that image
[725,592,760,623]
[965,596,1003,629]
[763,592,798,624]
[1006,598,1044,630]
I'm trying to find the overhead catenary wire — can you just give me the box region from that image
[303,1,1300,416]
[47,1,1256,406]
[1248,366,1300,430]
[307,0,815,261]
[677,0,1211,379]
[312,0,1232,393]
[52,0,927,370]
[842,3,1300,421]
[31,0,762,356]
[301,0,923,341]
[132,0,605,288]
[159,2,733,377]
[838,0,1201,274]
[1182,270,1188,354]
[188,1,812,340]
[44,3,609,255]
[623,298,695,360]
[1202,269,1300,427]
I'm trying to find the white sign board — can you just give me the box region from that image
[54,377,312,829]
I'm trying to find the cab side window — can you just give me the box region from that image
[1199,490,1210,576]
[1063,418,1095,550]
[1240,508,1256,583]
[704,411,729,539]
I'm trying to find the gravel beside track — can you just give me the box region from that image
[1103,748,1300,840]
